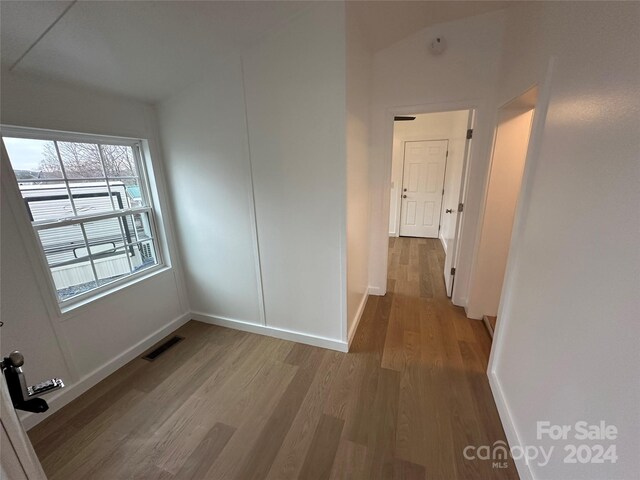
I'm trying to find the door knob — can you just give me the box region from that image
[1,350,64,413]
[445,209,453,213]
[403,195,407,198]
[7,351,24,367]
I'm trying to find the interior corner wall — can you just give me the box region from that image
[157,58,263,326]
[158,3,348,347]
[345,6,372,341]
[240,2,348,342]
[0,72,188,428]
[368,10,506,304]
[490,2,640,479]
[388,110,469,246]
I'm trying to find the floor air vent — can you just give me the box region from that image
[142,335,184,361]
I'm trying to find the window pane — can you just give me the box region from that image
[94,248,133,286]
[40,224,97,302]
[101,144,138,178]
[3,137,63,180]
[130,240,157,273]
[54,277,98,303]
[58,142,104,179]
[120,212,153,242]
[109,180,143,209]
[69,180,115,215]
[38,224,88,266]
[21,183,74,221]
[83,217,127,254]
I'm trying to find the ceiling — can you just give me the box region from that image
[0,0,311,102]
[1,1,508,103]
[351,1,508,52]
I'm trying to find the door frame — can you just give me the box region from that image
[484,58,556,480]
[398,139,449,239]
[379,101,478,302]
[465,91,537,317]
[487,65,555,372]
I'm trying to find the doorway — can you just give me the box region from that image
[389,109,474,297]
[467,87,538,334]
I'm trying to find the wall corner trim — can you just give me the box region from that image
[191,312,348,353]
[368,286,386,296]
[347,290,369,348]
[488,370,536,480]
[439,235,448,254]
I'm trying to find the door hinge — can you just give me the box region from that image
[446,150,449,157]
[458,202,464,213]
[442,188,445,195]
[466,129,473,140]
[451,267,456,275]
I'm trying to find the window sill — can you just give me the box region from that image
[58,264,172,321]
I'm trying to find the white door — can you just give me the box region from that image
[1,377,47,479]
[399,140,448,238]
[443,110,474,297]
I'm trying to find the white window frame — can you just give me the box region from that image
[1,126,168,312]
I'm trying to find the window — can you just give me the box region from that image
[1,129,164,307]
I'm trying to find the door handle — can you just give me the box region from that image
[403,195,407,198]
[445,209,453,213]
[1,351,64,413]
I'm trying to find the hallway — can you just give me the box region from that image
[28,238,517,479]
[371,237,518,478]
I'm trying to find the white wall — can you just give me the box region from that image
[0,72,189,428]
[489,2,640,479]
[388,110,469,250]
[158,3,349,348]
[345,6,372,342]
[243,2,347,343]
[369,11,505,302]
[157,58,263,326]
[466,107,533,318]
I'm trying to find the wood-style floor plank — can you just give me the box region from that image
[266,351,343,480]
[173,422,235,480]
[29,237,518,479]
[328,439,368,479]
[297,414,345,480]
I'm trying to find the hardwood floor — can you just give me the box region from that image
[28,237,518,479]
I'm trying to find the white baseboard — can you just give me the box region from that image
[368,285,386,296]
[439,234,448,254]
[191,312,348,352]
[347,291,369,347]
[464,305,484,320]
[482,315,495,338]
[488,370,535,480]
[21,311,191,431]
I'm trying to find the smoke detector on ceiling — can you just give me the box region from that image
[429,37,447,56]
